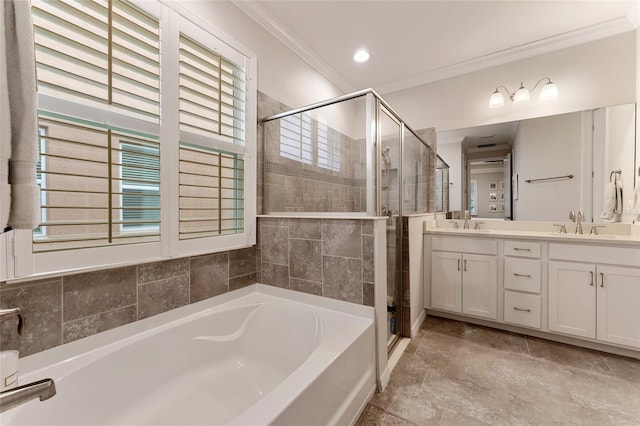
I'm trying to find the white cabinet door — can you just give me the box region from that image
[597,265,640,349]
[548,261,596,339]
[431,252,462,313]
[462,253,498,319]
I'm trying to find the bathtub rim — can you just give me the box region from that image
[17,283,374,381]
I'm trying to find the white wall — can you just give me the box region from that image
[592,103,637,223]
[513,112,582,221]
[435,142,462,211]
[384,32,636,132]
[180,1,343,110]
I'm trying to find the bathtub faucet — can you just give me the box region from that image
[0,378,57,413]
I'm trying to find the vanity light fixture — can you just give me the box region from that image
[353,49,370,63]
[489,77,558,109]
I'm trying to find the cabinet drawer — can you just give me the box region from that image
[504,258,541,293]
[504,240,541,258]
[504,291,541,329]
[432,236,497,255]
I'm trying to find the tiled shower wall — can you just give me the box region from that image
[257,217,376,307]
[0,248,257,357]
[259,92,367,214]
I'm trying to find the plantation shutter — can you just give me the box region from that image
[178,32,246,241]
[32,0,161,252]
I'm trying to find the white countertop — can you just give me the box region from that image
[424,220,640,246]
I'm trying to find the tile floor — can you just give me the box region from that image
[357,315,640,425]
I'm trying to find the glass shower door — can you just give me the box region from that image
[379,107,402,349]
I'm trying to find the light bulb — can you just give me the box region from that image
[488,90,504,109]
[353,49,370,63]
[513,83,530,104]
[539,81,558,101]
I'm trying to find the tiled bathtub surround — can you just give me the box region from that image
[257,217,376,307]
[0,247,257,357]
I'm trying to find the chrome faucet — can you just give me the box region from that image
[575,210,584,234]
[0,308,24,335]
[0,379,56,413]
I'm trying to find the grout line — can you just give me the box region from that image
[597,351,616,377]
[524,335,532,356]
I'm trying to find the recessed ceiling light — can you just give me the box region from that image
[353,49,370,63]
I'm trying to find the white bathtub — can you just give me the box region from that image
[1,284,376,426]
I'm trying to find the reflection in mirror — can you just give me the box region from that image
[437,103,637,223]
[435,156,449,213]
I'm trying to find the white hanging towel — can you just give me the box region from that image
[601,179,623,222]
[1,0,41,231]
[632,183,640,223]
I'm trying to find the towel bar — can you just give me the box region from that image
[525,174,573,183]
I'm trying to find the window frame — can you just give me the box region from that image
[10,0,256,279]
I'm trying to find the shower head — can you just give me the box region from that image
[382,146,391,166]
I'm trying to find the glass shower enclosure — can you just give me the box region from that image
[261,89,433,351]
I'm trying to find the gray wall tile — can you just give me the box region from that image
[288,219,321,239]
[290,278,322,296]
[138,258,189,284]
[362,234,374,283]
[289,239,322,282]
[262,262,289,288]
[63,305,137,343]
[229,247,256,278]
[138,275,190,320]
[64,266,137,322]
[260,224,288,265]
[362,219,374,235]
[363,282,375,307]
[229,273,257,291]
[0,279,62,356]
[322,256,362,304]
[322,220,362,258]
[189,253,229,303]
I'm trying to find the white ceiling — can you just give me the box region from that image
[236,1,638,94]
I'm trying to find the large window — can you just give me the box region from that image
[11,0,256,278]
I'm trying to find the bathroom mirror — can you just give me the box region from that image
[437,103,638,223]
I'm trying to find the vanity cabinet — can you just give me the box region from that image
[548,244,640,349]
[503,240,542,329]
[430,237,498,320]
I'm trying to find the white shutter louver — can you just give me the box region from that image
[33,0,160,123]
[32,0,161,252]
[179,144,244,240]
[35,114,160,252]
[179,34,246,146]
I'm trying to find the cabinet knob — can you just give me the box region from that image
[600,272,605,288]
[589,271,594,286]
[514,307,532,313]
[513,247,532,252]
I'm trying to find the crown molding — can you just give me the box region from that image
[231,0,356,93]
[232,2,634,97]
[375,17,636,94]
